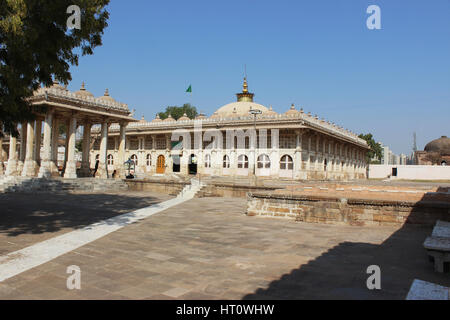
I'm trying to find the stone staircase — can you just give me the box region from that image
[0,176,128,194]
[177,178,205,200]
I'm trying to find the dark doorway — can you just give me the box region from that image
[173,155,180,173]
[392,167,398,177]
[189,154,198,175]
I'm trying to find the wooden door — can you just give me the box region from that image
[156,155,165,174]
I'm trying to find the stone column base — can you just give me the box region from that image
[21,160,37,177]
[96,163,108,179]
[63,160,78,179]
[6,159,19,176]
[16,161,24,175]
[38,160,53,178]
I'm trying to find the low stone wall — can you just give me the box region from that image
[0,177,128,194]
[125,179,187,195]
[197,183,279,198]
[247,192,450,227]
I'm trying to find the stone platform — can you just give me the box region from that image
[0,176,128,194]
[247,184,450,227]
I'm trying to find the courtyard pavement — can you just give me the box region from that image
[0,192,449,299]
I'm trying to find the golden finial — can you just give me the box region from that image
[80,82,86,90]
[104,88,110,96]
[243,77,248,93]
[236,76,254,102]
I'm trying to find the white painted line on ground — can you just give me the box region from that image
[0,196,190,283]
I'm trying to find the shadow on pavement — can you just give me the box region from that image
[243,187,450,300]
[0,192,163,237]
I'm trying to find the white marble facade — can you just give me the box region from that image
[91,79,369,180]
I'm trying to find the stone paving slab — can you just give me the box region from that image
[0,191,172,256]
[0,195,449,299]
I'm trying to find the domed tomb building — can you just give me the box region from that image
[415,136,450,165]
[91,78,370,180]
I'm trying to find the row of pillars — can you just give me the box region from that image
[2,111,128,179]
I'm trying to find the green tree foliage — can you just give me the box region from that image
[0,0,110,136]
[158,103,198,120]
[359,133,383,163]
[75,140,83,152]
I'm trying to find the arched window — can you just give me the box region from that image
[146,154,151,166]
[238,155,249,169]
[257,154,270,169]
[107,154,114,165]
[204,154,211,168]
[223,155,230,168]
[280,155,293,170]
[131,154,138,166]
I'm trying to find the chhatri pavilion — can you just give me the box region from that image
[0,81,136,179]
[90,78,369,180]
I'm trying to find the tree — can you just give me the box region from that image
[158,103,198,121]
[358,133,383,163]
[0,0,110,137]
[75,140,83,152]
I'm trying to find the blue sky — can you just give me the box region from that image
[68,0,450,155]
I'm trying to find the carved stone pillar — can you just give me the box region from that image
[34,119,42,170]
[294,130,303,179]
[137,136,146,175]
[6,130,18,176]
[80,121,92,177]
[96,121,109,179]
[38,111,54,178]
[17,123,27,174]
[62,119,70,175]
[21,121,37,177]
[117,122,127,179]
[50,117,60,176]
[307,135,312,172]
[64,117,77,179]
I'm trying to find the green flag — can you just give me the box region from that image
[186,85,192,93]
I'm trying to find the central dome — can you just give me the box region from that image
[424,136,450,154]
[215,101,269,117]
[214,78,269,117]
